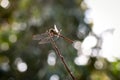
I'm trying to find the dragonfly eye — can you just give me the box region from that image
[49,29,58,35]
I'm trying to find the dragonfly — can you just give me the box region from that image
[32,25,73,44]
[32,25,77,80]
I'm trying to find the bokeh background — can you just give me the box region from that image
[0,0,120,80]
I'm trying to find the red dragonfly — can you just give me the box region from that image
[33,25,73,44]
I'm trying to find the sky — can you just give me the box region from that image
[84,0,120,62]
[85,0,120,34]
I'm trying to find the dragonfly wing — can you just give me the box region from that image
[32,33,48,40]
[33,32,58,44]
[38,37,51,44]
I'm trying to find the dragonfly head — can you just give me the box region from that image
[49,25,61,37]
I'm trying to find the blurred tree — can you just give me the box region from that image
[1,0,119,80]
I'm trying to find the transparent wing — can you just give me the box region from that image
[32,33,48,40]
[33,31,59,44]
[38,37,51,44]
[33,33,51,44]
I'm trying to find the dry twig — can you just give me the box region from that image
[47,31,77,80]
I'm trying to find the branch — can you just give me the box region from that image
[48,31,77,80]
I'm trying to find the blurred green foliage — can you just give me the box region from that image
[0,0,120,80]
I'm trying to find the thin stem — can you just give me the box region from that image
[48,31,77,80]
